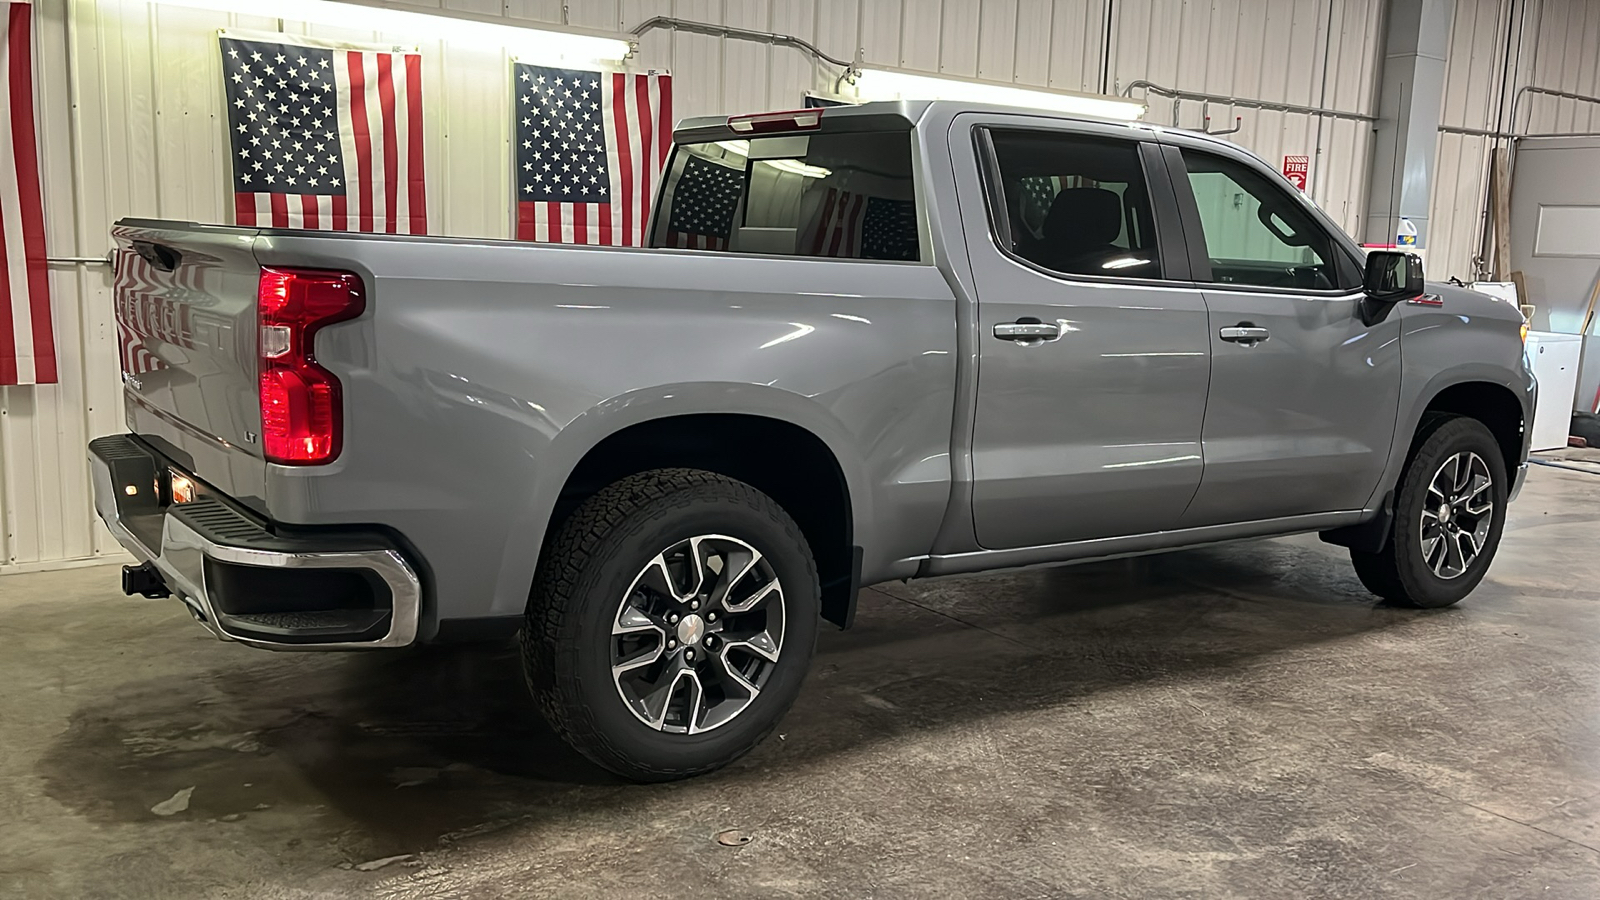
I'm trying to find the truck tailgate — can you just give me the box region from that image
[112,222,267,508]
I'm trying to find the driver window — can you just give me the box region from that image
[1180,149,1344,290]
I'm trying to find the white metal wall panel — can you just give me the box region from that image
[1428,0,1509,280]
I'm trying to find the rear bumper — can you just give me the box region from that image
[89,435,422,650]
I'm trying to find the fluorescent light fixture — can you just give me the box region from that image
[760,159,831,179]
[851,68,1146,121]
[715,142,828,177]
[157,0,632,64]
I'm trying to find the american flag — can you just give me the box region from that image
[514,64,670,246]
[799,190,919,260]
[663,154,744,250]
[221,33,426,233]
[1,1,56,386]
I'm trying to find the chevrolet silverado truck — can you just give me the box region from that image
[92,100,1534,781]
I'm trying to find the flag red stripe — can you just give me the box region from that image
[811,189,839,255]
[269,192,288,228]
[0,207,14,384]
[376,54,398,234]
[547,203,562,243]
[234,192,256,226]
[838,192,864,256]
[301,194,319,230]
[404,53,425,234]
[517,201,535,241]
[633,75,653,248]
[0,8,14,386]
[611,73,633,248]
[6,4,55,383]
[650,74,672,248]
[347,53,374,233]
[656,74,672,172]
[332,194,347,231]
[598,199,612,246]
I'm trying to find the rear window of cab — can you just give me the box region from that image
[650,131,921,261]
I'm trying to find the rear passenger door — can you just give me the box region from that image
[1163,142,1402,526]
[952,115,1213,549]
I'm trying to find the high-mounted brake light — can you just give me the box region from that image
[726,109,823,134]
[257,267,364,465]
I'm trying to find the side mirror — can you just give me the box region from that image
[1360,250,1424,324]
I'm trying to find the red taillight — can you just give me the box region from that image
[726,108,823,133]
[257,267,364,465]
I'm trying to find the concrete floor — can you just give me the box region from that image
[4,464,1600,899]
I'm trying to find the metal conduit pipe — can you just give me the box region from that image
[629,16,858,75]
[1119,80,1376,123]
[1439,86,1600,139]
[1439,86,1600,279]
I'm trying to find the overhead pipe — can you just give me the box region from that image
[1438,86,1600,139]
[629,16,858,76]
[1120,79,1376,124]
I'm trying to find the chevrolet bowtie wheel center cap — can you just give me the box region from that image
[677,614,706,646]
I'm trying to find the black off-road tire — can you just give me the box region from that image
[1350,415,1508,608]
[521,468,819,782]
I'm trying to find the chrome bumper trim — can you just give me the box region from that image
[90,449,421,651]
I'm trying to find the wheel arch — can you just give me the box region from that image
[531,392,866,629]
[1328,374,1528,553]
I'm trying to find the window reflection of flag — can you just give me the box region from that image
[664,155,743,250]
[800,190,917,260]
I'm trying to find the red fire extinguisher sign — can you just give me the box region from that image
[1282,155,1310,191]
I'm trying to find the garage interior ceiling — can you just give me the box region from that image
[2,0,1598,574]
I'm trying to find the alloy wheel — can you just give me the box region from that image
[610,534,786,734]
[1419,451,1494,580]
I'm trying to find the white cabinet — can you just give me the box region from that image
[1526,331,1584,451]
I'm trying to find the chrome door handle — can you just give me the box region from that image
[1219,326,1270,344]
[994,321,1061,341]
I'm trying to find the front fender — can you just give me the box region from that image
[1367,295,1535,509]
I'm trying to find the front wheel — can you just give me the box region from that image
[522,469,819,782]
[1350,416,1508,608]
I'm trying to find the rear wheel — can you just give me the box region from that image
[1350,416,1508,608]
[522,469,819,781]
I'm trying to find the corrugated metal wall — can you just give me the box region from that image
[0,0,1578,572]
[1429,0,1600,281]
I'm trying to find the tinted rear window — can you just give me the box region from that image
[651,131,921,260]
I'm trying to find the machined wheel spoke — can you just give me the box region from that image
[613,605,663,637]
[717,652,762,696]
[613,643,663,678]
[725,629,781,663]
[724,577,781,614]
[1463,477,1493,515]
[711,546,763,609]
[1421,534,1443,567]
[1445,530,1469,576]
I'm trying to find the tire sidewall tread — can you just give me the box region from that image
[522,468,819,782]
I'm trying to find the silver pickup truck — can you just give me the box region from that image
[92,100,1534,781]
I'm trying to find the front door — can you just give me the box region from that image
[954,117,1213,550]
[1166,144,1402,526]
